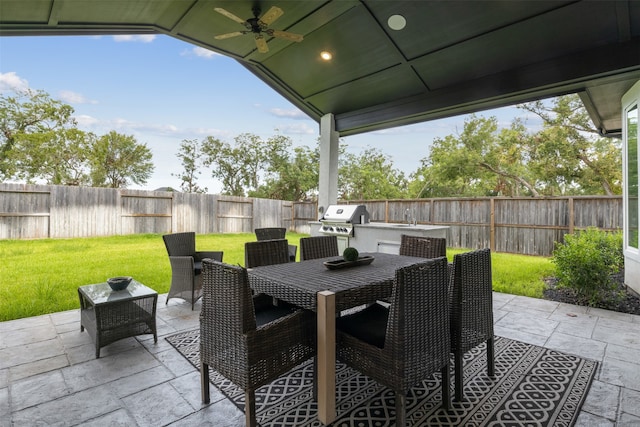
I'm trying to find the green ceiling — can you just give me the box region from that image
[2,0,639,136]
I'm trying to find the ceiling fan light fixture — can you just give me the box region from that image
[320,51,333,61]
[388,14,406,31]
[213,6,304,53]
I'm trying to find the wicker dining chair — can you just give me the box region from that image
[399,234,447,258]
[244,239,291,268]
[255,227,297,261]
[200,260,316,427]
[254,227,286,240]
[336,257,451,426]
[450,247,495,401]
[299,235,339,260]
[162,232,223,310]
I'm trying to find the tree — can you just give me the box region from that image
[339,147,408,200]
[34,128,95,186]
[519,94,621,195]
[251,144,320,201]
[0,89,77,181]
[173,139,208,193]
[410,115,532,197]
[90,131,154,188]
[410,95,622,198]
[201,133,291,197]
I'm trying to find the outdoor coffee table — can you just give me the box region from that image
[78,280,158,358]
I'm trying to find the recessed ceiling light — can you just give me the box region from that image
[388,14,406,31]
[320,51,333,61]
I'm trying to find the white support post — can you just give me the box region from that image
[318,113,339,219]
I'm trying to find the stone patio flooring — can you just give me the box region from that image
[2,292,640,426]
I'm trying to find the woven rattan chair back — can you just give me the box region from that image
[255,228,297,262]
[337,257,451,425]
[244,239,290,268]
[163,232,196,257]
[299,235,339,260]
[254,227,286,241]
[450,247,495,401]
[200,259,316,427]
[398,234,446,258]
[162,232,223,310]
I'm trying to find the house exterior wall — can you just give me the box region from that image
[623,80,640,295]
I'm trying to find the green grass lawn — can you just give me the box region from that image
[0,233,554,322]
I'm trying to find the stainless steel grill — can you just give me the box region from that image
[319,205,370,237]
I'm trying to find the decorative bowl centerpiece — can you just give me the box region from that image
[107,276,132,291]
[324,247,374,270]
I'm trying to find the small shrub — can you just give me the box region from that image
[551,228,623,305]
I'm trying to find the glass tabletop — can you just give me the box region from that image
[78,280,157,305]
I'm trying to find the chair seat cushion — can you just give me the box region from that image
[255,304,296,327]
[336,303,389,348]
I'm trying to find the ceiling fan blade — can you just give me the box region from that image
[214,7,246,24]
[259,6,283,25]
[255,35,269,53]
[214,31,244,40]
[271,30,304,42]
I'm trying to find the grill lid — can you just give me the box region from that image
[321,205,369,223]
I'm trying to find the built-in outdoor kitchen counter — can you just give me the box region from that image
[310,205,449,255]
[351,222,449,254]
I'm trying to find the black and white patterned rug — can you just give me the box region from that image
[166,329,597,426]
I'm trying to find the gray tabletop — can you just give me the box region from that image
[248,252,426,311]
[78,280,157,306]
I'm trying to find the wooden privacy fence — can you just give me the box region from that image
[0,183,623,256]
[0,183,295,239]
[335,197,623,256]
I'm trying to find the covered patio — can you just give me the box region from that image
[2,2,640,425]
[2,293,640,425]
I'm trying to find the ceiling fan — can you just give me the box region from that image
[214,6,304,53]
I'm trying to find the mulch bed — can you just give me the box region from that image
[543,270,640,316]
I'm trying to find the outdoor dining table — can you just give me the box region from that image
[247,252,426,425]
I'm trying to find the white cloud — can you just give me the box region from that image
[193,47,220,59]
[112,34,156,43]
[180,46,221,59]
[74,114,100,127]
[0,71,30,93]
[269,107,308,119]
[58,90,98,105]
[279,123,317,135]
[73,114,181,137]
[109,118,179,135]
[189,127,234,139]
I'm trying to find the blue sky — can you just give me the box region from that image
[0,34,537,194]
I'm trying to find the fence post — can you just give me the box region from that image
[490,198,496,252]
[568,197,574,234]
[429,199,434,223]
[385,200,389,223]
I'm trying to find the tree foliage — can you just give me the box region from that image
[201,133,322,200]
[1,89,155,188]
[519,95,621,195]
[411,95,621,198]
[173,139,208,193]
[0,89,78,181]
[251,143,320,201]
[90,131,154,188]
[339,147,408,200]
[201,133,271,197]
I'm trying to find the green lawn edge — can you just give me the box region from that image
[0,233,553,322]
